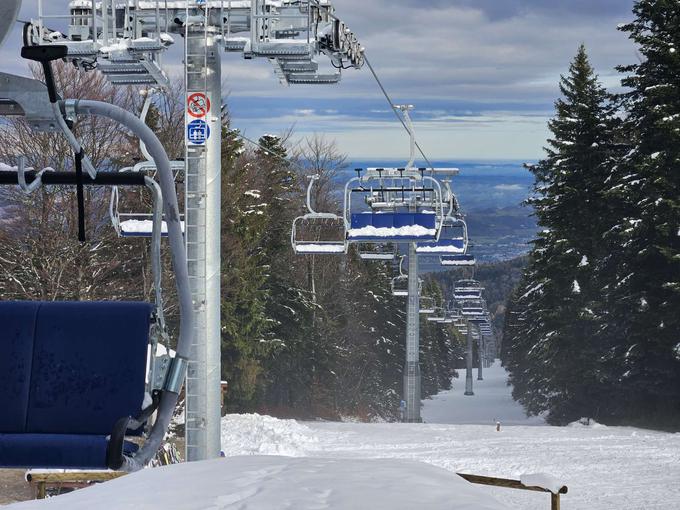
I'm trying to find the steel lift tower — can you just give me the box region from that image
[27,0,364,461]
[388,106,458,423]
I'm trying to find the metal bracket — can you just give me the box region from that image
[164,356,189,395]
[152,354,172,392]
[64,99,78,124]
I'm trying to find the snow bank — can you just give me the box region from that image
[221,414,318,457]
[520,473,566,494]
[567,418,607,429]
[5,457,508,510]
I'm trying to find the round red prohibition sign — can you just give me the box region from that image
[187,93,211,118]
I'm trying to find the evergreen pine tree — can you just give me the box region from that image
[602,1,680,426]
[506,46,620,423]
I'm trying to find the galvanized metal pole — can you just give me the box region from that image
[465,323,474,396]
[477,328,484,381]
[404,242,421,422]
[184,26,222,462]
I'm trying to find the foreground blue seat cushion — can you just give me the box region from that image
[0,434,141,470]
[27,302,152,435]
[0,301,153,468]
[350,213,437,240]
[0,302,41,432]
[0,434,109,469]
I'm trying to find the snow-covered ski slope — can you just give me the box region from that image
[422,361,546,425]
[6,363,680,509]
[221,362,680,510]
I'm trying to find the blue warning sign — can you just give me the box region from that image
[187,119,210,145]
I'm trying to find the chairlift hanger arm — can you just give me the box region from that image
[0,170,149,187]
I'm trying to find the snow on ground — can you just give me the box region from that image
[220,414,318,457]
[422,361,545,425]
[5,363,680,509]
[5,457,507,510]
[216,363,680,510]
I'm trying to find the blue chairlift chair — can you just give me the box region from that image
[343,171,444,243]
[453,279,484,300]
[0,46,191,471]
[0,301,153,469]
[357,242,396,261]
[348,212,438,242]
[419,296,436,314]
[427,307,447,323]
[291,175,348,255]
[0,0,20,49]
[416,214,468,255]
[459,298,486,317]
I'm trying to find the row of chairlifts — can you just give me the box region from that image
[291,168,476,269]
[452,279,493,336]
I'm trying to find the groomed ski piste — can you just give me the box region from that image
[6,362,680,510]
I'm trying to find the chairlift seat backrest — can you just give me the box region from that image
[0,301,153,469]
[0,0,21,49]
[349,213,437,241]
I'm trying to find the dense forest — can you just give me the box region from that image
[0,64,463,423]
[503,1,680,429]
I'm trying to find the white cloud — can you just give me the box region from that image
[495,184,525,191]
[1,0,636,159]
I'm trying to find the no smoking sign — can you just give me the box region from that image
[187,93,211,118]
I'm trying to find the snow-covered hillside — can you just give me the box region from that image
[219,363,680,509]
[5,363,680,509]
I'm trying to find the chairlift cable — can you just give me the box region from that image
[236,132,309,175]
[363,55,435,171]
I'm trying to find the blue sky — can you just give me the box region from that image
[2,0,637,160]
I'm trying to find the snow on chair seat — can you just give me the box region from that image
[0,301,153,469]
[294,243,347,254]
[348,213,437,241]
[120,219,186,237]
[416,238,466,254]
[440,254,476,266]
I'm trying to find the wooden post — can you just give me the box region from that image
[457,473,567,510]
[36,482,46,500]
[551,493,560,510]
[27,471,127,499]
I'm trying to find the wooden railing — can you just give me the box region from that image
[458,473,568,510]
[27,469,568,509]
[26,471,126,499]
